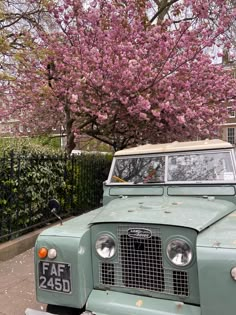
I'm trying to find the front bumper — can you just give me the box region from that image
[25,290,201,315]
[86,290,201,315]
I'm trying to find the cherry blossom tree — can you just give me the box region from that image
[0,1,45,67]
[4,0,236,153]
[0,0,54,116]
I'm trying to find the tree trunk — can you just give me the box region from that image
[64,102,75,155]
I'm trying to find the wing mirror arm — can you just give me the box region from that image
[51,208,63,225]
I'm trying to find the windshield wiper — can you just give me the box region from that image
[134,180,164,184]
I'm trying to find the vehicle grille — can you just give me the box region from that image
[99,225,189,297]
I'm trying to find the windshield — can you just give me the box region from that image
[110,156,165,184]
[109,150,236,184]
[168,152,234,181]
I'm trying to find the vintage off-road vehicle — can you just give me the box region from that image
[26,139,236,315]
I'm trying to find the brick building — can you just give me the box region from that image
[221,105,236,144]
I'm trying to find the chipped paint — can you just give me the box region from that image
[136,299,143,307]
[78,246,85,255]
[175,301,184,311]
[212,241,221,247]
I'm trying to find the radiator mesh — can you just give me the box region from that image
[99,225,189,297]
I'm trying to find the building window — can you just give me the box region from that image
[228,128,235,144]
[227,107,235,118]
[228,107,235,118]
[19,125,24,133]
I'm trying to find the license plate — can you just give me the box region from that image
[38,261,71,293]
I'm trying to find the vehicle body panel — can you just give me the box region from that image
[103,184,236,206]
[197,246,236,315]
[35,231,93,309]
[91,196,236,231]
[40,207,102,238]
[86,290,201,315]
[196,211,236,315]
[197,210,236,249]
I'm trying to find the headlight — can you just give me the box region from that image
[95,234,116,259]
[166,239,193,267]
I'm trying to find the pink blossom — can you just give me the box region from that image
[177,115,186,124]
[70,94,78,103]
[3,0,236,151]
[139,112,148,120]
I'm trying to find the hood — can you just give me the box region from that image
[91,196,236,232]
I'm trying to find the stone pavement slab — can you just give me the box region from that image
[0,248,46,315]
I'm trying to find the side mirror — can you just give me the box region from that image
[48,198,60,212]
[48,199,62,225]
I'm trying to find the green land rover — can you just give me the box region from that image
[26,139,236,315]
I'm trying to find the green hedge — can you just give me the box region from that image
[0,136,62,154]
[0,148,112,241]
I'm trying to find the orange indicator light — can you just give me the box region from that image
[38,247,48,259]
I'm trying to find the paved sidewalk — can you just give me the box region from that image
[0,248,46,315]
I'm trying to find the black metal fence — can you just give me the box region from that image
[0,152,112,242]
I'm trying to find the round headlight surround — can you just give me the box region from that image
[166,238,193,267]
[95,234,116,259]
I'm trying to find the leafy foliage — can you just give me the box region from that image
[0,148,112,242]
[0,136,62,156]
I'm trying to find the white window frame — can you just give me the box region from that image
[227,106,235,118]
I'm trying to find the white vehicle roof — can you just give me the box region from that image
[114,139,233,156]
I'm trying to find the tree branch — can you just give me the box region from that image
[150,0,179,24]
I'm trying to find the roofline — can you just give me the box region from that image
[114,139,233,156]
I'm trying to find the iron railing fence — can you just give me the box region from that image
[0,152,111,242]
